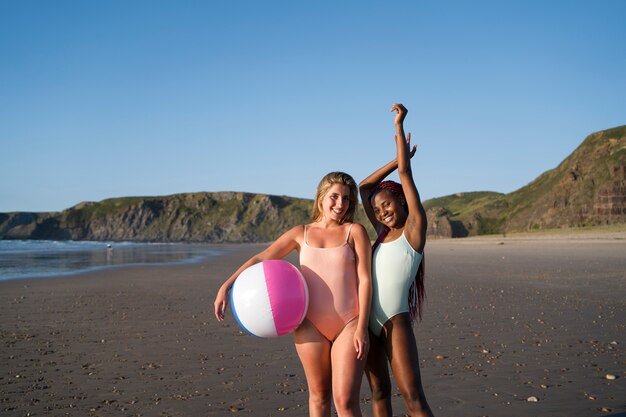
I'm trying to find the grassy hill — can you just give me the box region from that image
[0,192,378,243]
[504,125,626,231]
[1,125,624,241]
[425,125,626,236]
[0,193,313,242]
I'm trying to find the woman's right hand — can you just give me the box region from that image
[214,286,229,321]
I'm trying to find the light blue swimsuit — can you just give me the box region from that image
[369,232,423,336]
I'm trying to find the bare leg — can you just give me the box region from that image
[385,313,434,417]
[330,319,366,417]
[364,330,393,417]
[294,319,332,417]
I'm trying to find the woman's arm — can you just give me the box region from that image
[351,223,372,360]
[359,136,416,234]
[213,225,302,320]
[392,104,427,253]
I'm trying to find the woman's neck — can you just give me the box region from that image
[385,224,405,240]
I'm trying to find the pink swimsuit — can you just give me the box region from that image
[299,224,359,341]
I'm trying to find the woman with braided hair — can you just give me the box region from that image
[359,103,434,417]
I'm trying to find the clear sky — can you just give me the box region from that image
[1,1,625,213]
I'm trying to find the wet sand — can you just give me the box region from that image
[1,235,624,416]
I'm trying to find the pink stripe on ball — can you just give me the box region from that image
[263,260,308,336]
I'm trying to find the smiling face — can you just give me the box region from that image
[372,189,408,228]
[320,183,351,223]
[311,172,358,224]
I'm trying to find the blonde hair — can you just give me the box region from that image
[311,171,358,224]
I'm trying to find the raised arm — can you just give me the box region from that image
[213,225,302,320]
[392,104,427,253]
[359,133,416,234]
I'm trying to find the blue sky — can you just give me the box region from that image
[1,1,625,212]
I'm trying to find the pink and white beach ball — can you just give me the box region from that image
[230,260,309,338]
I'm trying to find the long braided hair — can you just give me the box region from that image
[370,180,426,321]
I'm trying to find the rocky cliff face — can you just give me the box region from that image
[425,207,462,238]
[423,125,626,235]
[0,192,457,242]
[2,126,622,241]
[0,212,54,239]
[504,125,626,231]
[0,193,314,243]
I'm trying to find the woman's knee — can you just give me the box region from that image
[309,386,332,408]
[333,391,361,414]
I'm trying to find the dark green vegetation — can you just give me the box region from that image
[1,125,624,241]
[0,192,376,242]
[424,125,626,236]
[0,193,314,242]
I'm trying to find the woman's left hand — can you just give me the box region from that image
[354,327,369,360]
[407,132,417,158]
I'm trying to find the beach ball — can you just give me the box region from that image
[230,260,309,338]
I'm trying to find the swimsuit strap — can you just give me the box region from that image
[344,223,354,243]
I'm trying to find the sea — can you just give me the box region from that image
[0,240,221,282]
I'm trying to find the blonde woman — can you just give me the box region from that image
[215,172,372,417]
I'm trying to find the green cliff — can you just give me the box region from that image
[424,125,626,235]
[1,125,624,241]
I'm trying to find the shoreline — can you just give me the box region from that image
[1,237,624,416]
[0,241,250,284]
[3,228,624,284]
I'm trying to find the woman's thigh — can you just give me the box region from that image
[385,314,423,393]
[294,319,332,393]
[330,320,367,398]
[365,331,392,393]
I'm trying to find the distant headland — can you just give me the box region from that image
[1,125,624,242]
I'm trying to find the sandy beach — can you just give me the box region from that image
[1,235,624,417]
